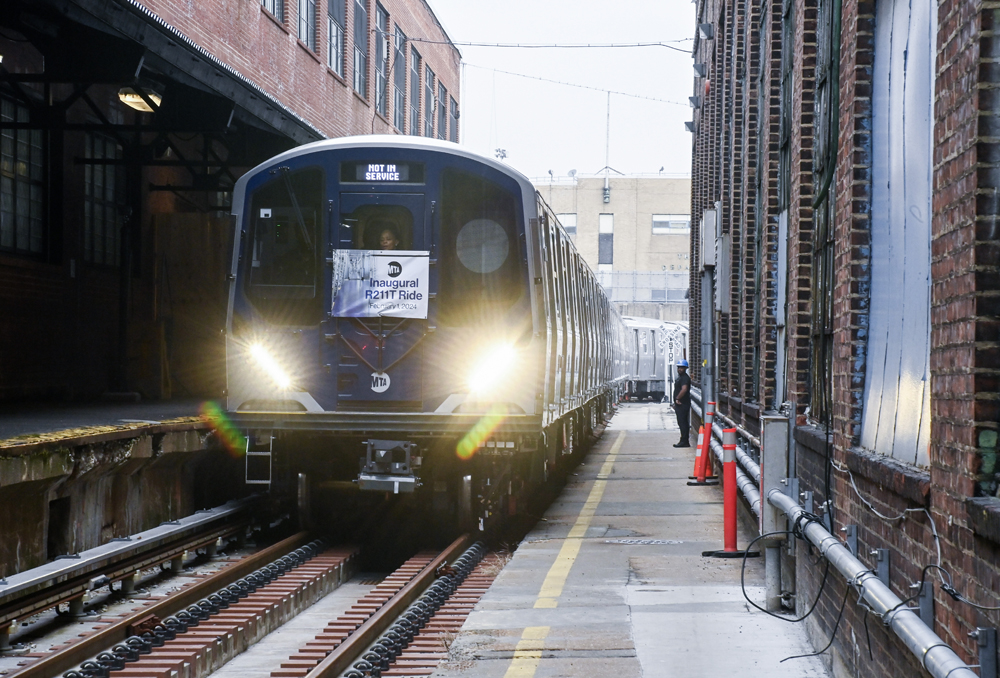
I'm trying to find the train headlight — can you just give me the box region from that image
[468,344,518,394]
[249,344,292,390]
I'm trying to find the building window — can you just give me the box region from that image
[393,26,406,131]
[84,134,125,266]
[652,213,691,234]
[651,289,666,301]
[298,0,317,50]
[409,49,421,135]
[328,0,345,76]
[374,4,388,117]
[437,82,447,140]
[353,0,368,96]
[556,213,576,235]
[0,97,44,255]
[598,213,613,265]
[261,0,283,21]
[424,65,435,138]
[449,96,458,142]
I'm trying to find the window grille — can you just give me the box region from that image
[84,134,126,266]
[393,26,406,130]
[409,49,421,135]
[0,97,44,255]
[374,5,388,116]
[353,0,368,96]
[328,0,345,76]
[298,0,317,50]
[424,65,435,137]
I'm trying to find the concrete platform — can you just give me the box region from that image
[435,402,831,678]
[0,398,205,444]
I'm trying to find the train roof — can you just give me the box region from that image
[231,136,535,216]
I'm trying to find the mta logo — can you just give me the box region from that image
[371,371,390,393]
[387,261,402,277]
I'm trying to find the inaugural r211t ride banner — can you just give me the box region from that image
[331,250,429,319]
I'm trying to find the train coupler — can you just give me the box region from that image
[358,439,420,494]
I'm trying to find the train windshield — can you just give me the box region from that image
[439,169,522,326]
[245,167,324,325]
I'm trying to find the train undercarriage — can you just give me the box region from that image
[231,394,615,557]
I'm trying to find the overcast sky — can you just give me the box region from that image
[424,0,696,181]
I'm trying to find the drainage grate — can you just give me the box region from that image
[603,539,683,545]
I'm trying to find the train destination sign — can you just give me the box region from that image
[341,161,425,184]
[331,249,430,319]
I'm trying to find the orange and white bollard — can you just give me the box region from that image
[703,428,759,559]
[688,402,718,486]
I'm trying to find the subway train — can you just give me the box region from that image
[622,317,689,402]
[224,135,634,533]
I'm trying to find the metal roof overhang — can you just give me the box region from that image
[0,0,325,145]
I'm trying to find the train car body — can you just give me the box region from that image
[622,317,689,402]
[224,136,631,531]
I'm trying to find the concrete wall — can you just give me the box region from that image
[0,426,241,576]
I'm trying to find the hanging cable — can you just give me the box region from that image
[406,37,693,53]
[465,63,688,106]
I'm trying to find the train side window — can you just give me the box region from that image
[246,166,324,325]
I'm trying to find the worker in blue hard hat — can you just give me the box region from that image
[672,359,691,447]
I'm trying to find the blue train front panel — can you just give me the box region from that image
[226,138,539,427]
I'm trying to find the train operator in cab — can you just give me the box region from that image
[379,227,400,250]
[672,360,691,448]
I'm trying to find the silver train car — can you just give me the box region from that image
[223,136,633,531]
[622,317,689,402]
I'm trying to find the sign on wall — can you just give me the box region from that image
[331,250,429,319]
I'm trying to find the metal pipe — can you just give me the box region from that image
[713,421,761,484]
[710,437,761,517]
[767,490,977,678]
[714,409,762,450]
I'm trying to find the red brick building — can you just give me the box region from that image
[0,0,459,401]
[689,0,1000,673]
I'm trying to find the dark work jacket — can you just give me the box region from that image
[673,372,691,406]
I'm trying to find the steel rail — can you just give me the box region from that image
[13,532,313,678]
[304,534,471,678]
[768,490,977,678]
[0,499,256,630]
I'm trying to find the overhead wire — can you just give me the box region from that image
[465,63,688,106]
[405,37,693,54]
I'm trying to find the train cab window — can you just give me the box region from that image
[340,205,414,250]
[246,166,324,325]
[439,169,522,326]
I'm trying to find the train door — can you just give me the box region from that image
[326,192,428,409]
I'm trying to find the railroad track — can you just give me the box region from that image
[0,499,259,653]
[10,535,505,678]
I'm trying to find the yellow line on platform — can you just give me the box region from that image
[533,431,625,609]
[502,626,550,678]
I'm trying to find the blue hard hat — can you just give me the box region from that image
[677,359,689,367]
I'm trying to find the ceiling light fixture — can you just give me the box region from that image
[117,87,161,113]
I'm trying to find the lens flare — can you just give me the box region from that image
[456,405,508,460]
[200,401,247,457]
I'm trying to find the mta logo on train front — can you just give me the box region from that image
[371,371,390,393]
[387,261,402,277]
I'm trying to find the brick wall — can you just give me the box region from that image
[690,0,1000,673]
[138,0,460,139]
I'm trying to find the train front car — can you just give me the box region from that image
[225,136,621,537]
